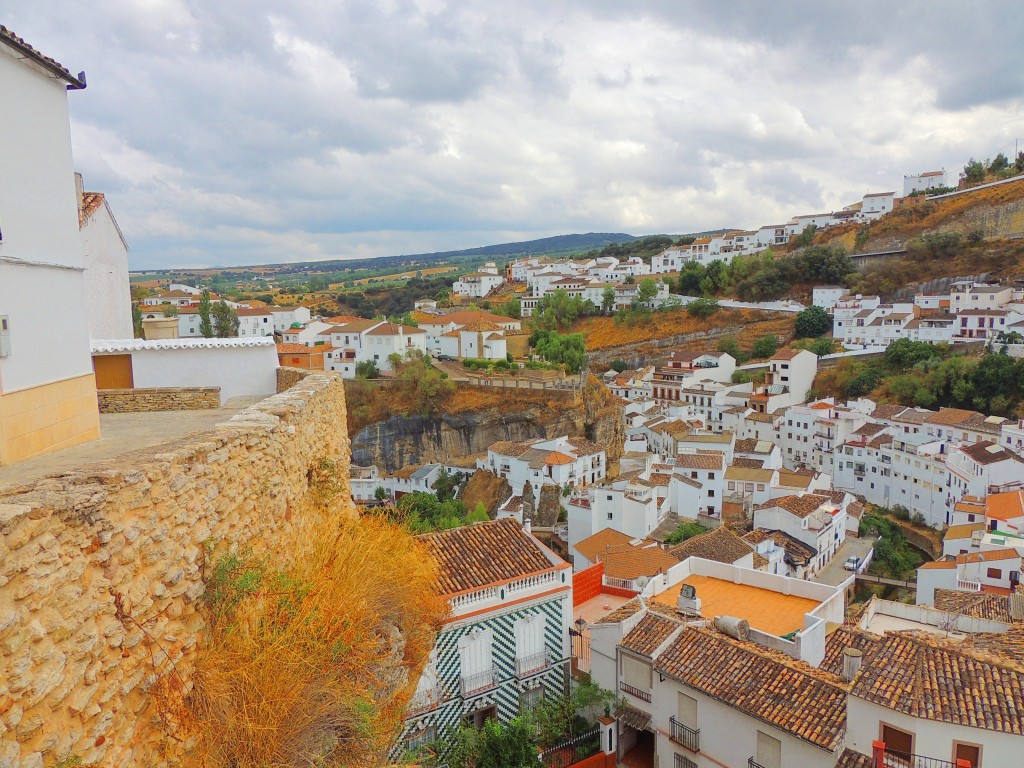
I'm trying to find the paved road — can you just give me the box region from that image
[813,535,877,587]
[0,395,267,490]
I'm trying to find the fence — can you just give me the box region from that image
[539,727,602,768]
[463,376,581,391]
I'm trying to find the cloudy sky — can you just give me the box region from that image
[9,1,1024,269]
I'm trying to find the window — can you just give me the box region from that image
[607,513,613,520]
[954,742,981,767]
[756,731,781,768]
[514,615,546,675]
[676,691,697,728]
[620,653,651,693]
[881,724,914,757]
[986,567,1002,580]
[520,686,544,713]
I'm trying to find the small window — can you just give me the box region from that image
[986,567,1002,580]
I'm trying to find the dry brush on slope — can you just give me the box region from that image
[179,513,448,768]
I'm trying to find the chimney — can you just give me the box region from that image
[74,172,84,215]
[842,648,863,682]
[523,518,532,534]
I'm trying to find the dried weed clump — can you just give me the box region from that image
[183,513,448,768]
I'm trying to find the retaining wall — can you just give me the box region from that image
[97,387,220,413]
[0,373,353,768]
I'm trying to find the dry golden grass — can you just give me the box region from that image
[573,308,769,351]
[181,514,448,768]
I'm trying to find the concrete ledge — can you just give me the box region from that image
[98,386,221,413]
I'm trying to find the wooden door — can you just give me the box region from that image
[93,354,134,389]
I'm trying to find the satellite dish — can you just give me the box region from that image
[681,584,697,600]
[635,575,650,589]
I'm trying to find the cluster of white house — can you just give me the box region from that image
[811,280,1024,349]
[397,510,1022,768]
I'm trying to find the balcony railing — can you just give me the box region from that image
[619,681,651,702]
[406,685,443,717]
[956,579,982,592]
[507,570,560,595]
[460,668,496,697]
[748,759,766,768]
[674,754,698,768]
[876,749,960,768]
[515,649,550,678]
[669,717,700,752]
[603,575,641,591]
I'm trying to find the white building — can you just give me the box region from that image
[479,436,607,501]
[811,286,846,311]
[0,27,101,465]
[268,305,311,332]
[452,270,503,298]
[79,176,132,340]
[860,191,896,220]
[360,322,427,372]
[903,169,948,196]
[752,493,847,574]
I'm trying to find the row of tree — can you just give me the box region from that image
[132,289,240,338]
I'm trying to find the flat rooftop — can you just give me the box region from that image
[574,592,633,626]
[653,574,819,637]
[861,612,968,640]
[0,396,267,489]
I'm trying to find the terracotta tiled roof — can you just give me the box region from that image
[594,597,645,624]
[566,436,604,456]
[925,407,980,426]
[574,528,634,562]
[0,25,85,87]
[673,453,724,470]
[78,191,105,228]
[853,422,886,437]
[364,322,425,336]
[960,441,1020,466]
[418,519,558,596]
[544,450,575,466]
[835,749,873,768]
[756,494,829,519]
[424,310,515,326]
[851,632,1024,734]
[775,471,813,489]
[724,466,774,482]
[655,628,849,750]
[934,589,1013,623]
[620,613,681,658]
[669,526,754,565]
[770,348,803,361]
[276,343,320,355]
[820,626,883,677]
[598,543,679,581]
[956,549,1020,564]
[731,457,765,469]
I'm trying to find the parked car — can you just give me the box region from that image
[437,354,456,362]
[843,556,861,571]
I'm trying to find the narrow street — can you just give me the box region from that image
[812,535,877,587]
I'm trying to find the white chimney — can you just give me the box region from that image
[523,518,532,534]
[842,648,863,682]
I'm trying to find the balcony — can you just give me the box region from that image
[406,685,443,717]
[460,668,496,697]
[619,681,651,702]
[669,717,700,752]
[748,759,766,768]
[514,649,550,678]
[674,754,698,768]
[876,750,961,768]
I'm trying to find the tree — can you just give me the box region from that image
[198,290,214,338]
[161,303,178,318]
[717,336,748,363]
[665,522,707,545]
[678,262,706,294]
[531,681,614,749]
[685,298,720,318]
[501,298,521,319]
[354,360,379,379]
[132,303,143,338]
[530,329,586,373]
[601,285,616,314]
[798,245,853,284]
[373,486,388,502]
[212,301,240,337]
[751,335,778,359]
[793,224,818,247]
[609,359,628,373]
[633,277,659,308]
[794,305,832,338]
[809,337,834,356]
[533,289,595,330]
[963,158,985,184]
[449,717,537,768]
[989,152,1009,173]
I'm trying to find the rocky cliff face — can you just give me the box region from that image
[351,386,625,475]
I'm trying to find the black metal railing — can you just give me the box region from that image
[515,649,550,677]
[460,668,496,697]
[406,686,443,717]
[538,727,601,768]
[669,717,700,752]
[674,754,698,768]
[667,720,700,753]
[876,748,960,768]
[619,681,651,702]
[748,759,766,768]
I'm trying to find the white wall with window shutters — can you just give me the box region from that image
[677,692,697,728]
[621,653,652,690]
[458,628,493,676]
[513,615,544,659]
[757,731,782,768]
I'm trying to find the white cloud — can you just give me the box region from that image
[6,1,1024,268]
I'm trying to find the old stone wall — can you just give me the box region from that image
[0,373,353,768]
[276,366,314,393]
[97,387,220,413]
